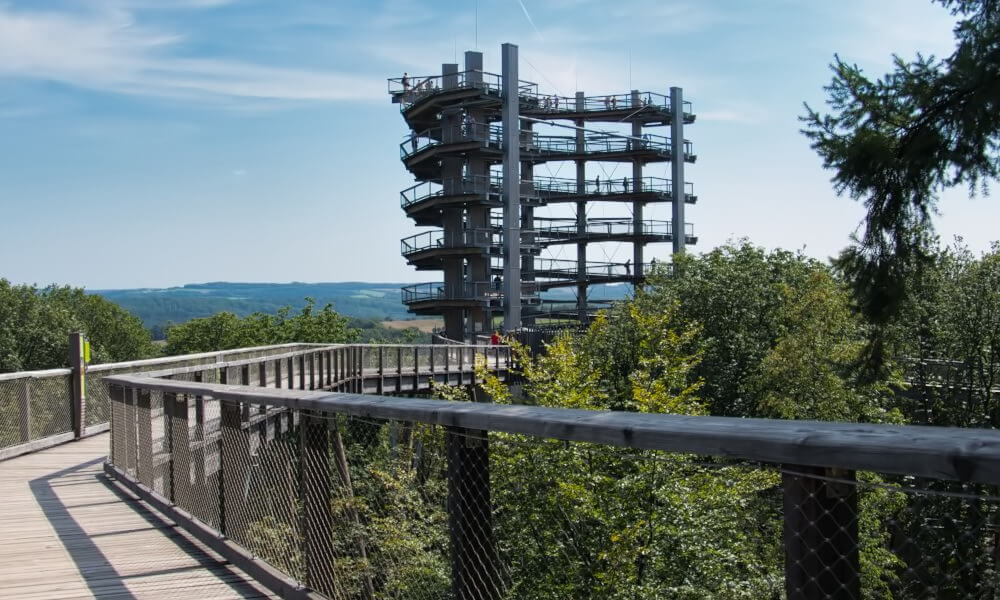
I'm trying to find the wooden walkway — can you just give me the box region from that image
[0,433,278,599]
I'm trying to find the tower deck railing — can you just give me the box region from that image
[530,217,695,241]
[401,281,540,305]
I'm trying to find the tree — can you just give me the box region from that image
[163,297,360,355]
[0,279,155,372]
[638,242,896,421]
[801,0,1000,378]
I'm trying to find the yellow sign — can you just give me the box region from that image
[83,341,91,364]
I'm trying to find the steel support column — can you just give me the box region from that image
[501,42,521,330]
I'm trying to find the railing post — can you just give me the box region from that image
[165,391,175,501]
[458,347,465,384]
[396,347,403,393]
[326,350,333,386]
[446,424,501,600]
[783,465,860,600]
[136,390,152,486]
[413,347,420,391]
[316,351,323,389]
[110,384,126,467]
[299,354,306,390]
[125,388,137,477]
[299,410,337,595]
[377,346,385,395]
[19,378,31,443]
[68,332,86,438]
[287,357,294,389]
[220,398,247,540]
[309,352,316,390]
[193,372,206,495]
[171,393,190,509]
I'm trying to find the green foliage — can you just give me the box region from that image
[0,279,155,372]
[889,241,1000,427]
[801,0,1000,377]
[638,242,896,421]
[163,298,360,354]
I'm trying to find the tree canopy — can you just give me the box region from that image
[801,0,999,377]
[163,297,360,355]
[0,279,156,372]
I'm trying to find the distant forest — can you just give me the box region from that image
[94,281,632,339]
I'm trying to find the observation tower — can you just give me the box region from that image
[389,43,697,342]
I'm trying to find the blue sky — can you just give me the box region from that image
[0,0,993,289]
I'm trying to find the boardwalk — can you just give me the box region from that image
[0,433,277,599]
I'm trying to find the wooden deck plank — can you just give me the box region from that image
[0,433,279,599]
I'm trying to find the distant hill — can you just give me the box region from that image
[94,282,416,337]
[93,281,633,337]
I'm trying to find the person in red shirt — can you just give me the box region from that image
[490,330,501,345]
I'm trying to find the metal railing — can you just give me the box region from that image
[400,125,694,163]
[530,218,695,241]
[520,90,694,117]
[400,228,494,256]
[399,121,503,160]
[388,70,537,111]
[387,73,694,120]
[531,174,695,198]
[400,174,503,209]
[0,343,327,460]
[401,281,540,305]
[401,175,696,212]
[401,228,540,258]
[104,366,1000,600]
[532,258,655,279]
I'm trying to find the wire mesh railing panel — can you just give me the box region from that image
[29,374,73,440]
[189,396,224,530]
[235,403,304,582]
[489,434,783,599]
[0,377,31,448]
[324,414,452,599]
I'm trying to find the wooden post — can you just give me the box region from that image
[136,390,152,486]
[783,465,860,600]
[299,354,306,390]
[164,391,175,500]
[240,365,251,420]
[309,352,316,390]
[110,384,126,467]
[287,357,294,389]
[414,347,420,391]
[171,393,190,509]
[326,350,333,386]
[193,372,206,496]
[274,359,282,389]
[125,388,137,477]
[357,347,364,394]
[396,347,403,393]
[378,346,384,395]
[68,332,86,438]
[459,347,465,385]
[19,378,31,443]
[220,398,247,540]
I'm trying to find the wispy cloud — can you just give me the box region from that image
[515,0,544,41]
[0,4,382,105]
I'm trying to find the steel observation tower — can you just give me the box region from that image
[389,43,697,342]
